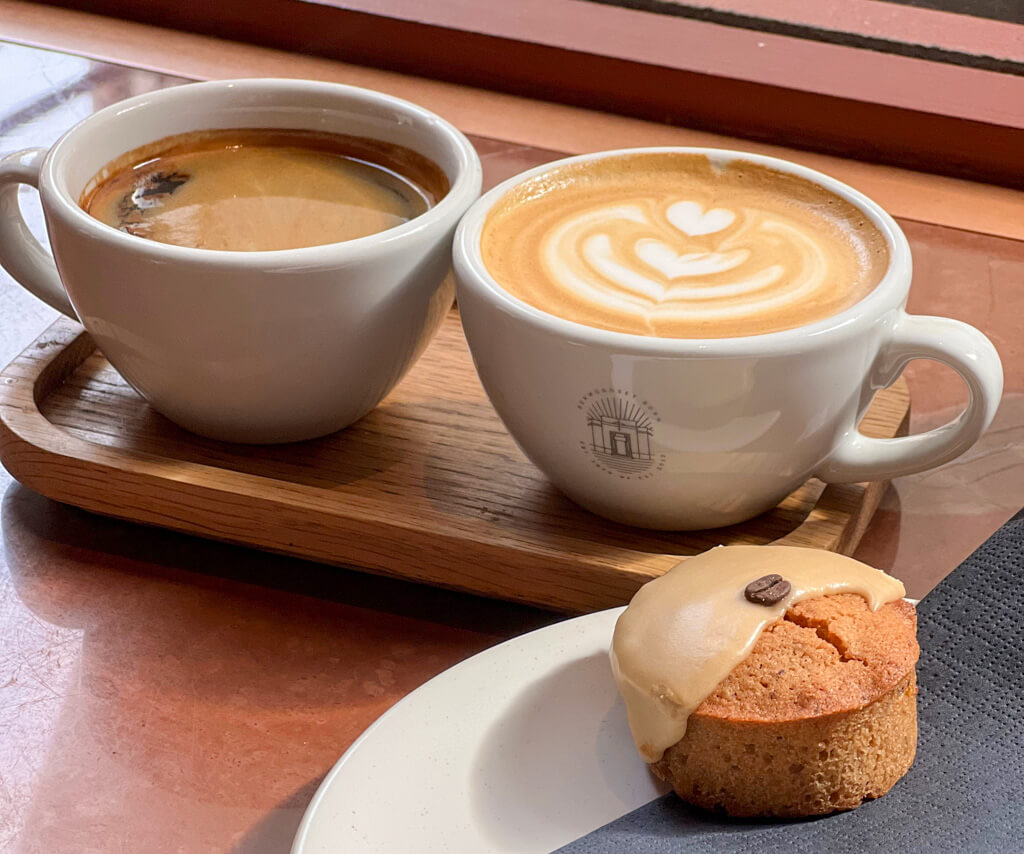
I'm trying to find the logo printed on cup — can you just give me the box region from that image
[577,390,666,480]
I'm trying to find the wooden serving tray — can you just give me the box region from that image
[0,315,909,612]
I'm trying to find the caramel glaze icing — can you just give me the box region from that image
[610,546,906,762]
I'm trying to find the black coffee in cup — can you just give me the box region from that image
[80,128,449,251]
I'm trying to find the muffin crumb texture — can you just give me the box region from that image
[652,594,919,817]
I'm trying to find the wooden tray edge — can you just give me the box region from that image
[0,318,910,612]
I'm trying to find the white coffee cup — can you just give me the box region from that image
[453,147,1003,530]
[0,78,482,443]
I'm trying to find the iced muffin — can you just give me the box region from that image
[611,546,918,817]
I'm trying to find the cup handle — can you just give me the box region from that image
[0,148,77,319]
[817,313,1003,484]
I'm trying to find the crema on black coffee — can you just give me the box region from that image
[81,129,449,251]
[480,153,889,338]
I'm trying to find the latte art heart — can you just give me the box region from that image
[666,200,735,236]
[543,201,833,319]
[634,241,749,279]
[481,153,889,338]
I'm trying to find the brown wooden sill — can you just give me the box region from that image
[25,0,1024,189]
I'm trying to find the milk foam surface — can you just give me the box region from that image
[481,154,889,338]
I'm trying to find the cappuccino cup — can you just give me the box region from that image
[453,147,1003,530]
[0,79,482,443]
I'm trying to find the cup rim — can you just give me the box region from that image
[453,146,912,355]
[41,77,482,266]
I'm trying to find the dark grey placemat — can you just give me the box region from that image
[557,510,1024,853]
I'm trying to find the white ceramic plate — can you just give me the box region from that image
[292,596,922,853]
[291,606,669,853]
